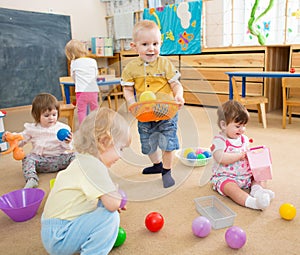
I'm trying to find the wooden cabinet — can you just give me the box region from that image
[181,46,290,111]
[290,45,300,71]
[119,50,139,72]
[89,53,121,77]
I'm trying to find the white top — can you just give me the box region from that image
[19,121,73,157]
[70,57,99,93]
[43,153,116,220]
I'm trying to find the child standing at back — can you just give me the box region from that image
[65,39,99,124]
[41,107,131,255]
[210,100,275,210]
[2,93,75,188]
[121,20,185,188]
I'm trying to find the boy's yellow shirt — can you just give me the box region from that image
[121,56,181,99]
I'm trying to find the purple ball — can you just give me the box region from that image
[119,189,127,209]
[192,216,211,238]
[225,226,247,249]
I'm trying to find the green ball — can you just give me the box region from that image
[114,227,127,247]
[197,153,206,160]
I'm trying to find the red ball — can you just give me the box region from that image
[290,68,295,73]
[145,212,164,232]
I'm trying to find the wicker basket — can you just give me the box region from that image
[129,101,179,122]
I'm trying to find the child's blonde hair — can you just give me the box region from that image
[31,93,60,124]
[74,107,131,157]
[217,100,249,129]
[65,39,87,61]
[132,20,160,42]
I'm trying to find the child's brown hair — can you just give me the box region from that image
[31,93,60,123]
[65,39,87,61]
[217,100,249,129]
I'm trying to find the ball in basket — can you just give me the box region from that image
[139,91,156,102]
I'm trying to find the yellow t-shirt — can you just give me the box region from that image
[42,153,115,220]
[121,56,181,99]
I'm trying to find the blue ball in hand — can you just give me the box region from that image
[57,128,70,141]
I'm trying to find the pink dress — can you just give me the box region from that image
[210,133,252,195]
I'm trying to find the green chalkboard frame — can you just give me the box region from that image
[0,8,71,108]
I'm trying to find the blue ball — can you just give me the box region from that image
[57,128,70,141]
[187,152,197,159]
[202,151,212,158]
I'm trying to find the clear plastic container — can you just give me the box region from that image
[194,196,237,229]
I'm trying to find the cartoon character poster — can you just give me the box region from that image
[143,0,202,55]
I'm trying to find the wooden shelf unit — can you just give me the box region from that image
[89,53,121,77]
[67,53,121,77]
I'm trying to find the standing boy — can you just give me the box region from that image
[121,20,185,188]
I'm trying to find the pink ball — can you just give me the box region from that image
[225,226,247,249]
[192,216,211,238]
[195,148,204,155]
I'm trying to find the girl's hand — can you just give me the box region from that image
[240,151,247,160]
[64,132,73,144]
[1,131,8,142]
[118,206,127,213]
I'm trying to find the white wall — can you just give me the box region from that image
[0,0,107,41]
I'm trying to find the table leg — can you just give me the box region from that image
[229,76,233,100]
[64,86,71,104]
[242,77,246,97]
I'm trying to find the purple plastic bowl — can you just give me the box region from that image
[0,188,45,222]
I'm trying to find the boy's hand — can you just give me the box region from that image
[174,95,185,109]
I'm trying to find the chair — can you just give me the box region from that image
[59,76,76,104]
[106,85,126,111]
[281,77,300,129]
[231,77,268,128]
[59,77,76,131]
[60,104,76,131]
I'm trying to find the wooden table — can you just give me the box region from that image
[60,78,121,104]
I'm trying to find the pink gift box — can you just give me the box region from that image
[247,146,272,181]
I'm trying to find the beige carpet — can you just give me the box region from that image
[0,102,300,255]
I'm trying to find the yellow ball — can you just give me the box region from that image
[140,91,156,102]
[279,203,296,220]
[183,148,195,158]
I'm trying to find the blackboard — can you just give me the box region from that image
[0,8,71,108]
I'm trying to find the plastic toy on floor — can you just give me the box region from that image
[1,132,25,160]
[246,145,272,181]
